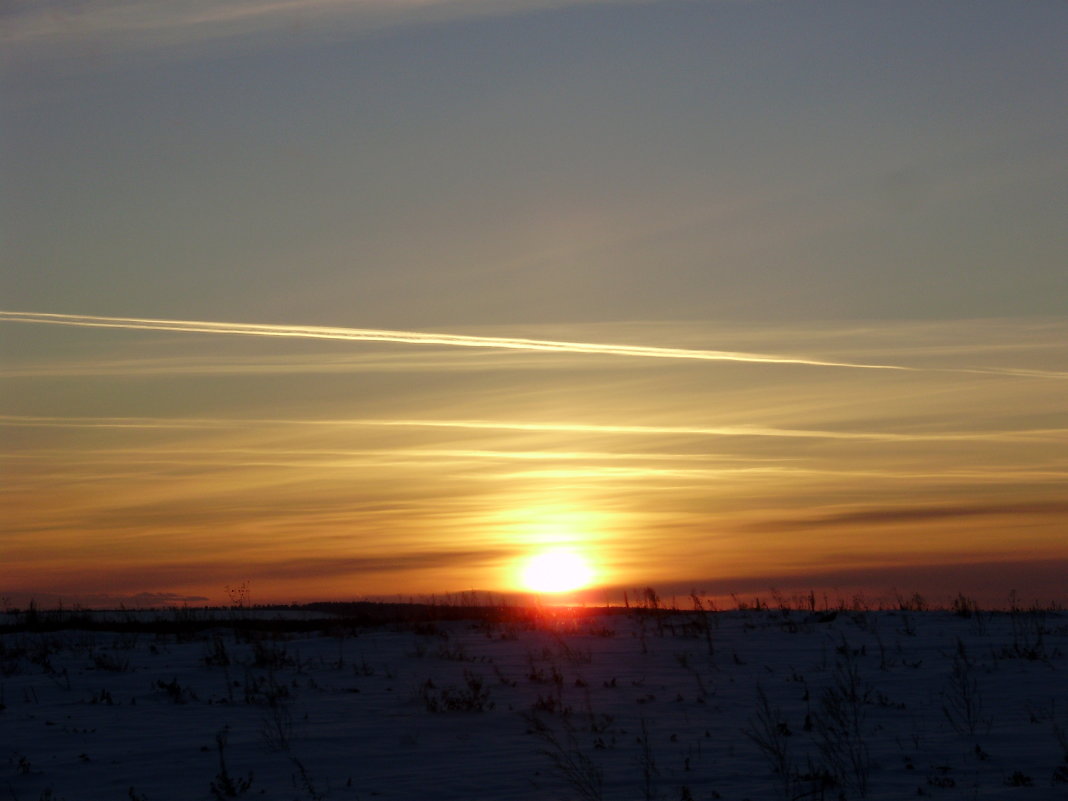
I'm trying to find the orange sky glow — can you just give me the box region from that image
[3,315,1067,609]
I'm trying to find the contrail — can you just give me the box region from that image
[0,311,910,371]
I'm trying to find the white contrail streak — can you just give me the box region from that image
[0,311,909,371]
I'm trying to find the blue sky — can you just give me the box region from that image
[5,0,1066,327]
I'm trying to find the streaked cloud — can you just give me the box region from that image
[748,501,1068,532]
[4,413,1066,443]
[249,547,521,580]
[7,443,1067,489]
[9,548,519,595]
[2,0,657,58]
[0,351,596,378]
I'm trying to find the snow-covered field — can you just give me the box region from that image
[3,603,1067,800]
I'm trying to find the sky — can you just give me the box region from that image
[2,0,1067,608]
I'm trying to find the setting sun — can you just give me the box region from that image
[520,549,594,594]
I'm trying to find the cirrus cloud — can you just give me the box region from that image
[2,0,660,58]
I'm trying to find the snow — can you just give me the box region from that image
[3,604,1067,800]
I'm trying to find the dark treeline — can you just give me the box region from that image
[0,600,628,635]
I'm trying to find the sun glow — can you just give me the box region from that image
[520,549,594,594]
